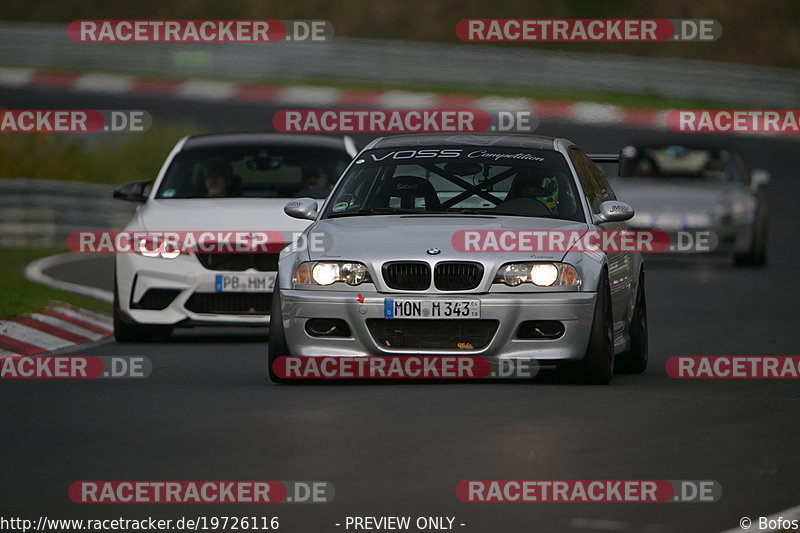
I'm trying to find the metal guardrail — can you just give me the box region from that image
[0,178,135,247]
[1,22,799,106]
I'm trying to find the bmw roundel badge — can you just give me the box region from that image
[427,248,441,255]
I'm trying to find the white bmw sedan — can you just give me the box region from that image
[112,132,357,342]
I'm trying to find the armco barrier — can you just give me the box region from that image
[0,22,799,106]
[0,178,135,247]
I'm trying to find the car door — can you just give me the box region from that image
[568,147,633,337]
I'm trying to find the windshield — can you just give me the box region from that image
[619,146,745,182]
[155,145,351,199]
[322,147,584,222]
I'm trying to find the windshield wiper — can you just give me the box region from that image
[327,207,427,218]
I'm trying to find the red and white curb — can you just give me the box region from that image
[0,304,112,356]
[0,66,669,129]
[0,253,115,356]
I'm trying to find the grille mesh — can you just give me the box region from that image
[195,252,279,272]
[382,262,431,290]
[367,319,498,349]
[184,293,272,315]
[434,262,484,290]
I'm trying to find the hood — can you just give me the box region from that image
[131,198,313,233]
[309,215,589,264]
[610,178,748,215]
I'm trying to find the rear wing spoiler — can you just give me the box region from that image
[587,154,620,163]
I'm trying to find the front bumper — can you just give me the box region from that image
[279,289,597,362]
[630,222,753,255]
[117,253,274,326]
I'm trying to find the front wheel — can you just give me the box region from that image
[615,272,648,374]
[734,217,767,267]
[560,270,614,385]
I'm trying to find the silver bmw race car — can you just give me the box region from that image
[269,134,648,385]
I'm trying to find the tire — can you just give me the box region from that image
[753,218,768,266]
[113,278,172,343]
[615,272,648,374]
[734,218,767,267]
[267,287,289,384]
[560,270,614,385]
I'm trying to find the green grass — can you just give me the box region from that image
[0,121,203,184]
[0,248,112,319]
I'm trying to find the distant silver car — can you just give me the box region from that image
[269,134,648,385]
[608,144,769,266]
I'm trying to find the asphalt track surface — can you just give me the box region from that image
[2,86,800,533]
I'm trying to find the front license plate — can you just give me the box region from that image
[384,299,480,319]
[215,274,275,292]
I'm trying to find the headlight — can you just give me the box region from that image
[313,263,340,285]
[495,262,580,287]
[295,262,371,286]
[730,199,751,221]
[710,200,752,224]
[530,264,559,286]
[136,238,181,259]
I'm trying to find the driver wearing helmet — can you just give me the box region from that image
[518,175,560,213]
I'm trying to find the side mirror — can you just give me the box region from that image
[284,197,319,221]
[594,200,635,224]
[113,180,152,202]
[751,169,770,191]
